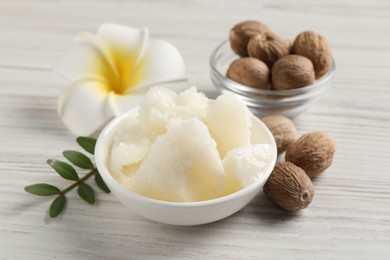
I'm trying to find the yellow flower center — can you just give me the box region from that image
[97,48,145,95]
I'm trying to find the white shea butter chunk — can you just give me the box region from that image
[223,144,274,186]
[137,86,208,136]
[130,118,227,202]
[205,92,252,158]
[109,111,150,178]
[109,87,209,179]
[250,118,269,144]
[109,87,275,202]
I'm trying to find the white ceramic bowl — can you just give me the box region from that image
[95,108,277,225]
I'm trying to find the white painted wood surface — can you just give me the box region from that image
[1,0,390,259]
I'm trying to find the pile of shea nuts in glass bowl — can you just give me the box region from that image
[210,20,336,117]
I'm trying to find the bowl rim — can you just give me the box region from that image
[210,40,336,96]
[95,107,277,208]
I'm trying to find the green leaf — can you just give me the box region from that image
[76,136,97,154]
[78,183,95,204]
[63,150,94,169]
[95,171,110,193]
[47,159,79,181]
[25,183,61,196]
[50,195,66,218]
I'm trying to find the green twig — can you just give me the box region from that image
[24,136,110,219]
[60,168,97,195]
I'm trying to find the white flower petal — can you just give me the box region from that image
[129,39,187,91]
[55,32,118,82]
[107,91,147,116]
[58,79,113,136]
[56,23,189,136]
[97,23,148,86]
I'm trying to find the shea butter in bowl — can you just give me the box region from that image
[95,87,277,225]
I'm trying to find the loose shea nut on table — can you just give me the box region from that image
[261,115,296,154]
[285,131,336,177]
[263,162,315,212]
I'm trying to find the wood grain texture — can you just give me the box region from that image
[1,0,390,259]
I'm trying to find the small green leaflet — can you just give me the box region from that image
[78,183,95,204]
[95,171,110,193]
[63,150,94,169]
[47,159,79,181]
[50,195,66,218]
[76,137,96,154]
[25,136,110,219]
[25,184,60,196]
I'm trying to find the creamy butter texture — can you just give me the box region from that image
[109,87,274,202]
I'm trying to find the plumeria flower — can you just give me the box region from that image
[55,23,187,135]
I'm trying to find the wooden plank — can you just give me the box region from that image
[1,0,390,259]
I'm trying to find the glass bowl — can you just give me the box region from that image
[210,40,336,118]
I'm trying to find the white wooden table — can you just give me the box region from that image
[1,1,390,259]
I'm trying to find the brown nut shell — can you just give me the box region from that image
[262,115,296,154]
[226,57,271,90]
[247,33,290,68]
[285,131,336,177]
[229,21,269,57]
[271,55,315,90]
[292,31,333,79]
[263,162,315,212]
[284,39,293,54]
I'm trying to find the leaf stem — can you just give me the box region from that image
[60,168,97,195]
